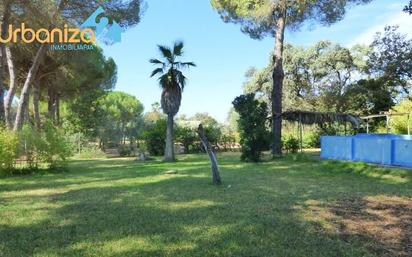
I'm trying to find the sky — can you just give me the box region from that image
[101,0,412,123]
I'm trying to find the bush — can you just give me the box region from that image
[19,124,72,170]
[74,145,106,159]
[283,136,300,153]
[233,93,269,162]
[41,123,72,168]
[118,145,132,157]
[143,119,166,156]
[175,126,197,154]
[19,125,44,169]
[303,132,321,148]
[0,128,18,172]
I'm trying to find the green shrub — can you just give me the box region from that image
[19,123,72,169]
[19,125,44,169]
[0,128,18,172]
[303,132,321,148]
[143,119,166,156]
[74,145,106,159]
[175,126,197,154]
[41,123,72,168]
[233,93,269,162]
[283,136,300,153]
[118,145,132,157]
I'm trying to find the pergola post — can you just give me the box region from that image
[386,115,390,134]
[366,119,369,134]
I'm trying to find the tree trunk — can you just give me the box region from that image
[0,0,10,125]
[0,47,4,124]
[164,114,175,161]
[197,124,222,185]
[32,80,41,129]
[56,95,60,125]
[48,86,56,122]
[271,6,286,157]
[13,45,47,131]
[4,46,17,129]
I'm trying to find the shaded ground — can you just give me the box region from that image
[0,153,411,257]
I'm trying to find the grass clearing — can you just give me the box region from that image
[0,153,411,257]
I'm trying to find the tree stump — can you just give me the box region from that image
[197,124,222,185]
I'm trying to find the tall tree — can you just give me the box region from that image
[10,0,145,131]
[211,0,373,156]
[368,26,412,99]
[149,41,196,161]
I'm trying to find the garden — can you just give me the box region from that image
[1,1,412,256]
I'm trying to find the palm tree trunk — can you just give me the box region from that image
[165,114,175,161]
[32,80,41,129]
[13,45,47,131]
[271,4,286,157]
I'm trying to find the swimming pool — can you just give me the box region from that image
[320,134,412,168]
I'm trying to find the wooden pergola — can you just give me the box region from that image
[282,111,362,152]
[360,112,411,135]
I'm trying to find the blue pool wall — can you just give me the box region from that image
[320,134,412,168]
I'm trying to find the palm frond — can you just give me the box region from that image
[149,58,164,65]
[158,45,173,62]
[158,74,170,89]
[174,70,187,91]
[150,68,164,78]
[173,41,184,56]
[175,61,196,69]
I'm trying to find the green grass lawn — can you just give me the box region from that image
[0,153,411,257]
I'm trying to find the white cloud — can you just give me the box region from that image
[349,12,412,46]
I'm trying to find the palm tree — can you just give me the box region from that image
[150,41,195,161]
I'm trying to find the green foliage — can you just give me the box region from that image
[0,128,18,172]
[245,41,369,114]
[118,145,133,157]
[369,26,412,96]
[74,145,106,160]
[143,119,167,156]
[175,126,197,154]
[19,123,72,170]
[19,125,44,169]
[283,136,300,153]
[390,100,412,134]
[211,0,373,39]
[344,78,394,116]
[303,132,321,148]
[40,123,72,169]
[233,93,269,162]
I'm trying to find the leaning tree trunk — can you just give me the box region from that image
[13,45,47,131]
[0,47,4,123]
[4,46,17,129]
[271,6,286,157]
[32,80,41,129]
[197,124,222,185]
[164,114,175,161]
